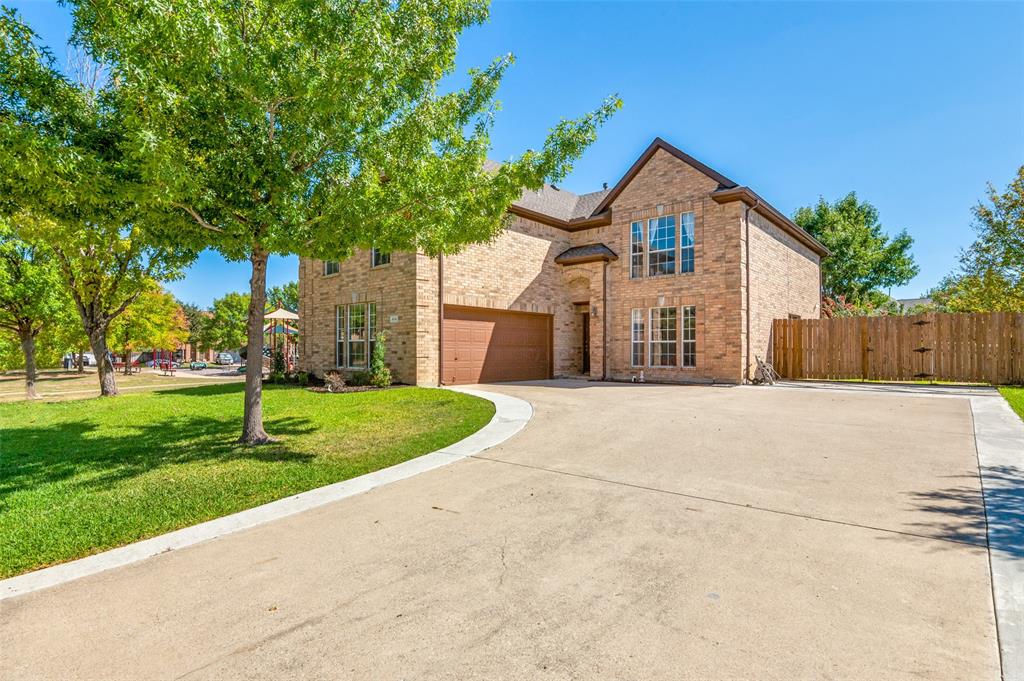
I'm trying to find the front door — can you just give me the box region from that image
[581,313,591,374]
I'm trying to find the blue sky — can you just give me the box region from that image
[11,0,1024,306]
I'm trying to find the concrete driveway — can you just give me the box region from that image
[1,381,1000,680]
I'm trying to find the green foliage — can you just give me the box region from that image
[930,167,1024,312]
[266,282,298,312]
[70,0,617,436]
[200,292,250,352]
[348,370,372,387]
[0,8,196,395]
[296,371,309,387]
[794,192,918,305]
[178,300,210,348]
[0,218,66,344]
[271,349,286,375]
[370,331,391,387]
[267,371,285,384]
[109,286,189,358]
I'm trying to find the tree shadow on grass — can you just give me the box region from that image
[0,411,317,503]
[894,466,1024,558]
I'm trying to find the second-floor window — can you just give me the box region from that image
[647,215,676,276]
[680,212,695,274]
[371,248,391,268]
[630,221,644,279]
[324,260,340,276]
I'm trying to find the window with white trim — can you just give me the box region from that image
[371,248,390,268]
[681,305,696,367]
[631,308,644,366]
[335,306,344,366]
[630,221,644,279]
[649,307,677,367]
[347,304,368,368]
[336,303,377,368]
[323,260,340,276]
[647,215,676,276]
[680,212,695,274]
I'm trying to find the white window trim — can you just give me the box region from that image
[630,308,644,367]
[648,306,678,368]
[647,216,676,277]
[629,221,644,280]
[681,305,697,368]
[370,248,391,268]
[680,212,695,275]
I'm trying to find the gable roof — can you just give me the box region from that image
[591,137,738,214]
[498,137,828,257]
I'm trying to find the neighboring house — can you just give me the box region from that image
[298,138,828,385]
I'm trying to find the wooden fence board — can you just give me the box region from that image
[771,312,1024,385]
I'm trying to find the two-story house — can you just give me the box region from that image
[298,138,828,385]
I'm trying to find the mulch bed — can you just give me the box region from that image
[306,385,384,394]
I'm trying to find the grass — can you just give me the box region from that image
[999,386,1024,422]
[0,383,494,578]
[0,369,243,402]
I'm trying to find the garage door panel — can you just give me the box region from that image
[442,306,552,385]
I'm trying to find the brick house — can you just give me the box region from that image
[298,138,828,385]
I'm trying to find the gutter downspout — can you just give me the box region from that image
[602,260,609,381]
[437,254,444,386]
[744,198,760,383]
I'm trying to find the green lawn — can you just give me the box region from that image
[999,386,1024,422]
[0,383,494,578]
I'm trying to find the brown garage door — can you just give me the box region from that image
[442,305,552,385]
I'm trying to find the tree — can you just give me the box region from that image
[109,286,189,372]
[74,0,619,443]
[266,281,298,313]
[0,9,195,396]
[200,292,250,354]
[0,220,67,397]
[178,300,210,354]
[931,166,1024,312]
[794,192,918,306]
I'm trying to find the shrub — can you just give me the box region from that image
[296,371,309,387]
[268,371,285,384]
[272,350,286,374]
[370,331,392,388]
[323,370,346,393]
[349,370,372,387]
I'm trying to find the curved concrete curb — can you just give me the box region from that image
[0,388,532,602]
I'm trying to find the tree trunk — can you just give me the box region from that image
[20,328,39,400]
[77,348,85,373]
[240,250,272,444]
[88,329,118,396]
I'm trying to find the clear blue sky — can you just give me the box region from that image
[11,0,1024,306]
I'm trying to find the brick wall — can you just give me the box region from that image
[742,209,821,377]
[298,249,420,384]
[596,147,745,383]
[298,146,822,386]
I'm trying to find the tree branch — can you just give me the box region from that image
[173,203,225,233]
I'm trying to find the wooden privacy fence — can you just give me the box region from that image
[771,312,1024,385]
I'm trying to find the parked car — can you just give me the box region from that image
[147,359,181,368]
[216,352,234,365]
[189,361,208,370]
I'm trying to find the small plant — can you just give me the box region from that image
[268,371,285,384]
[349,370,372,387]
[323,370,346,393]
[296,371,309,387]
[272,350,286,375]
[370,331,392,388]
